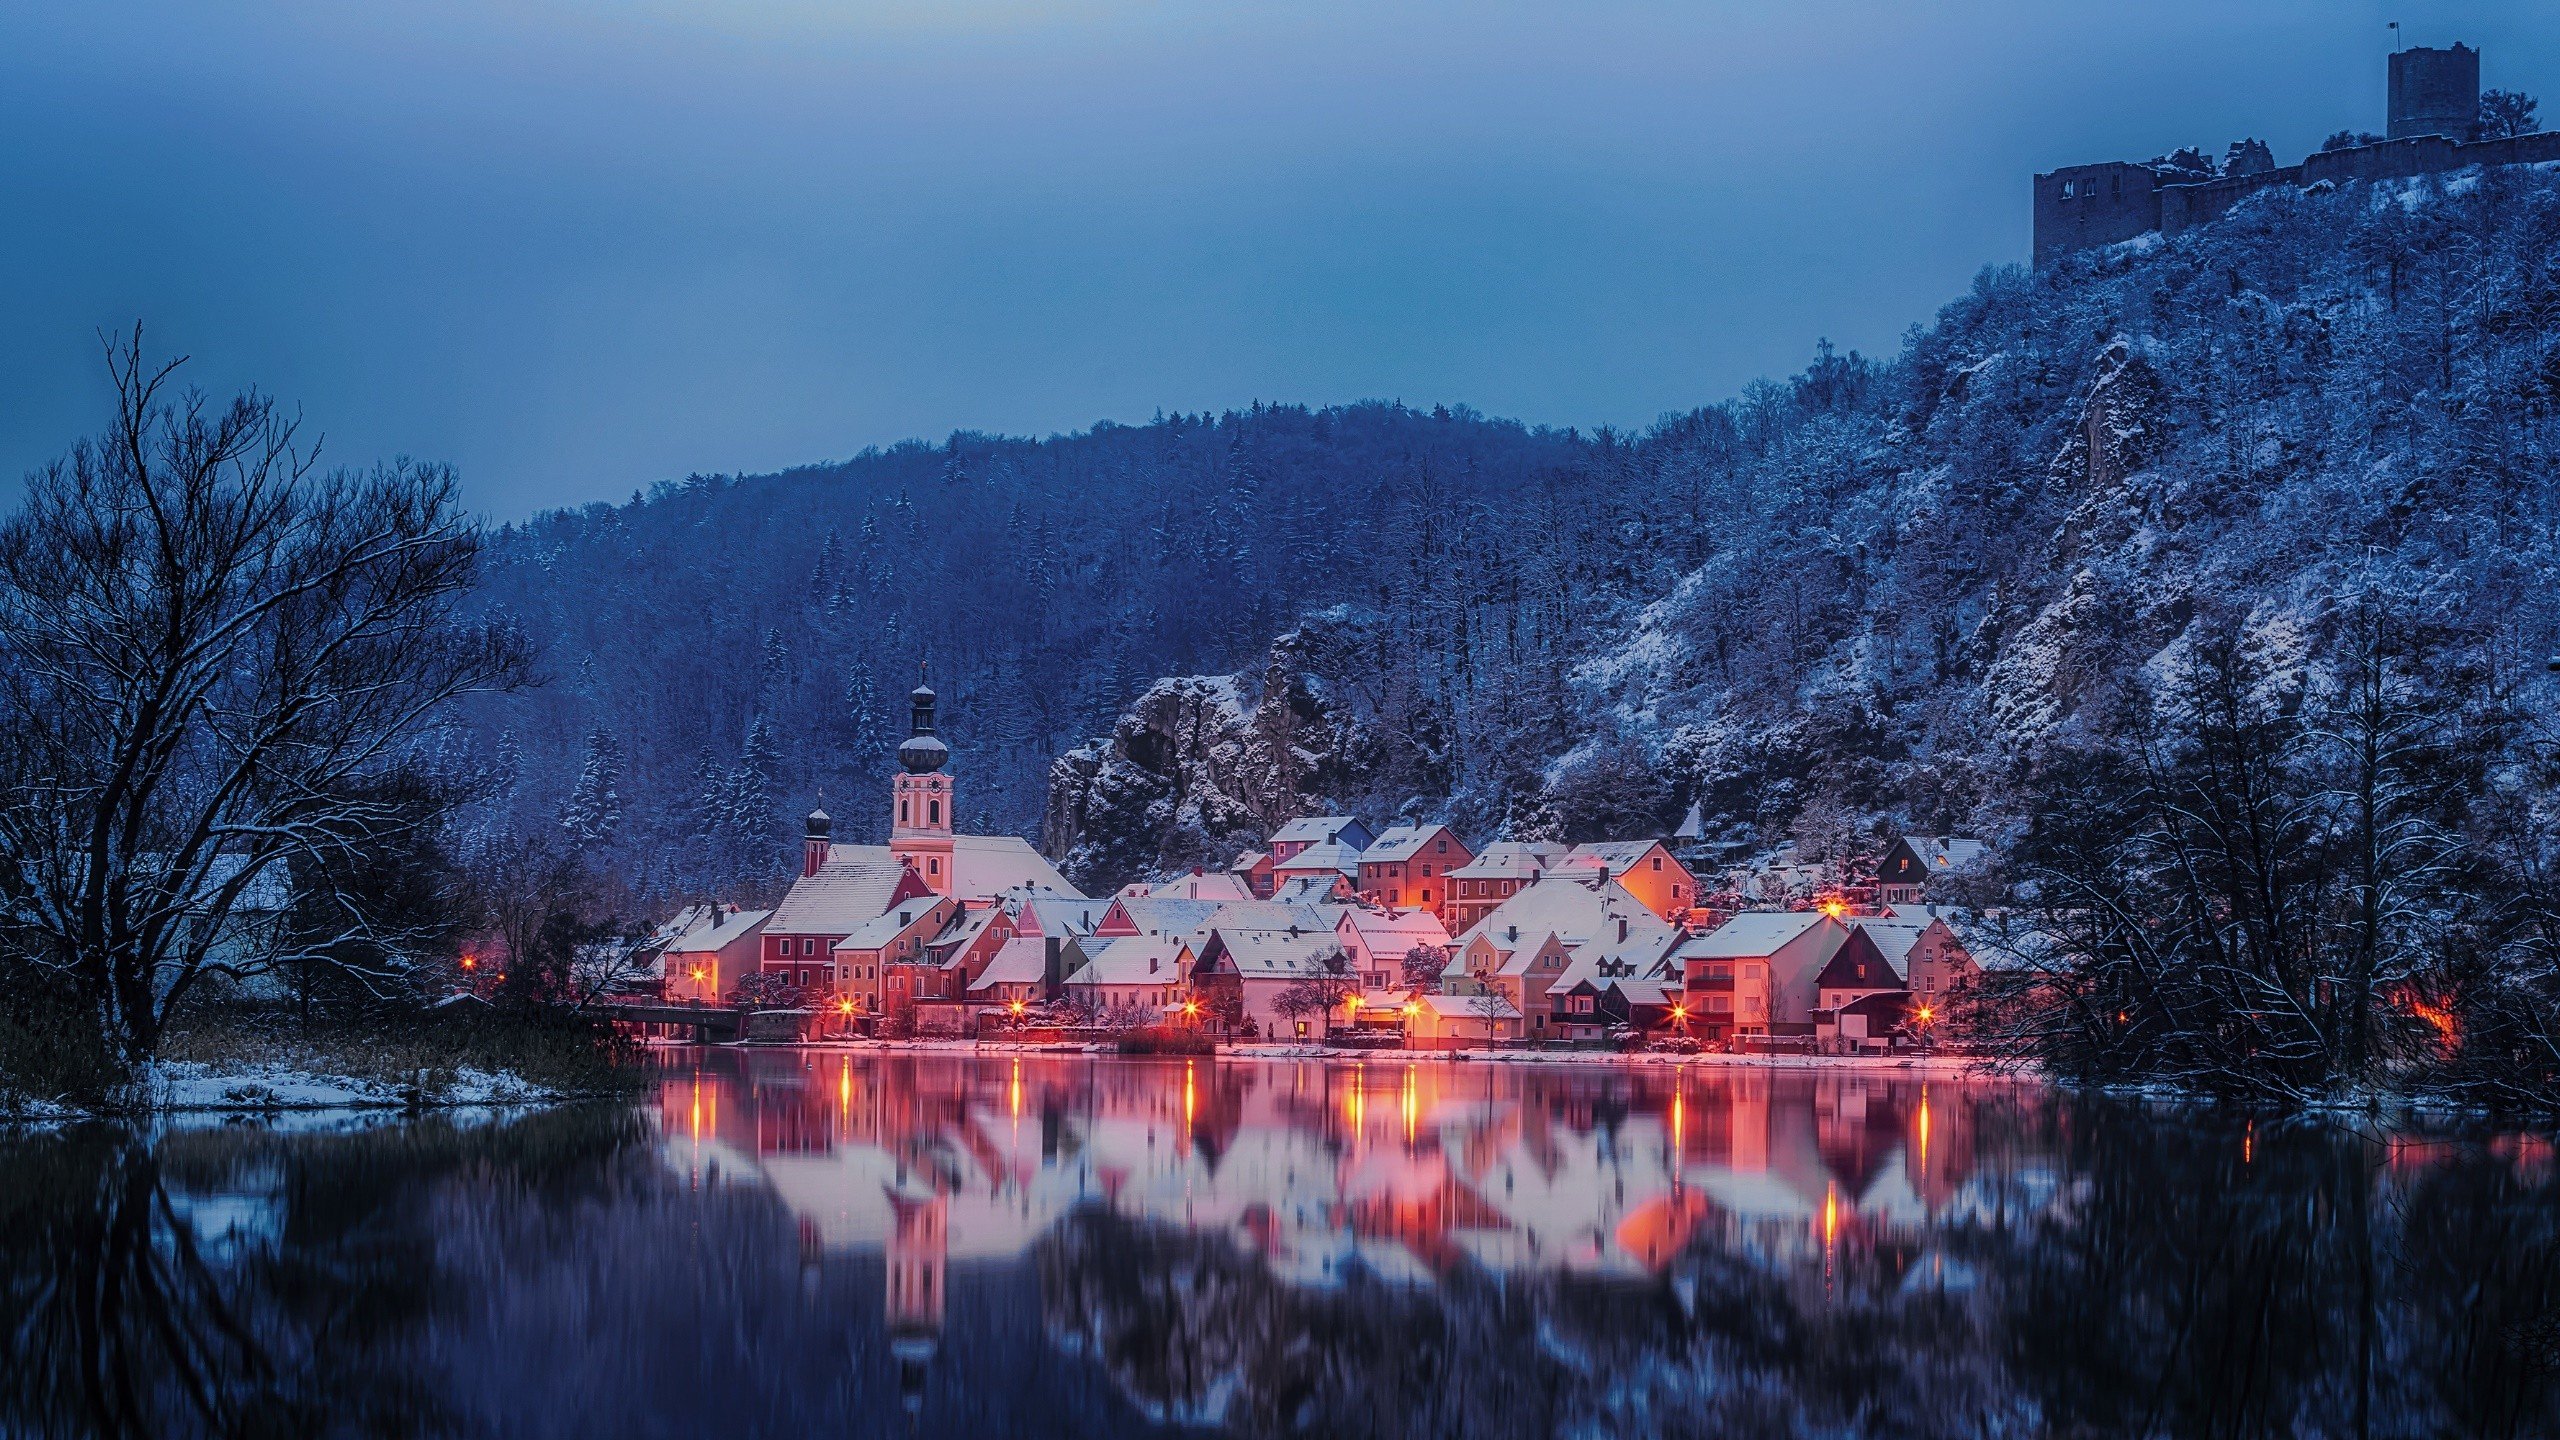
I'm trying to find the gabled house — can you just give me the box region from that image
[834,895,960,1019]
[1442,842,1567,932]
[659,903,771,1003]
[1063,936,1194,1015]
[967,934,1090,1021]
[1447,873,1681,1038]
[1268,815,1374,865]
[1402,992,1522,1048]
[1813,925,1906,1013]
[1230,850,1277,899]
[761,833,935,993]
[890,904,1017,1033]
[1887,903,1985,1015]
[1192,925,1352,1039]
[1876,836,1990,905]
[1565,840,1700,924]
[1272,839,1364,896]
[1334,905,1454,990]
[1356,823,1473,917]
[1094,895,1225,942]
[1675,911,1854,1036]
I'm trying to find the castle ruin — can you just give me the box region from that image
[2033,43,2557,265]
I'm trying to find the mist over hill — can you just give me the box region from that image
[465,163,2560,900]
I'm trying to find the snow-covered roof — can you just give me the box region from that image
[766,854,915,936]
[1902,836,1990,871]
[1272,816,1361,845]
[1336,905,1453,951]
[1147,871,1255,903]
[1229,850,1270,870]
[1606,977,1680,1006]
[1847,916,1928,970]
[1446,846,1555,881]
[1456,874,1674,957]
[1192,900,1339,937]
[968,937,1055,992]
[1271,874,1348,903]
[1415,992,1520,1020]
[1274,840,1363,876]
[1112,896,1227,937]
[836,900,944,954]
[1677,911,1831,960]
[1359,823,1459,863]
[925,905,1005,959]
[1015,896,1112,938]
[1567,840,1671,875]
[664,906,772,955]
[944,835,1082,899]
[1673,801,1706,841]
[1065,937,1189,988]
[1203,926,1346,979]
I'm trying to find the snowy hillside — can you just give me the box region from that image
[466,164,2560,898]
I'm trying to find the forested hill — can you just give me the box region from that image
[470,162,2560,901]
[461,399,1663,897]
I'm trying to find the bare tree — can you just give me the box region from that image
[0,332,530,1064]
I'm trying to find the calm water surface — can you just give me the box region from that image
[2,1050,2556,1438]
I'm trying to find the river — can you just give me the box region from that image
[1,1050,2554,1437]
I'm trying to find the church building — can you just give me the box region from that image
[757,681,1082,999]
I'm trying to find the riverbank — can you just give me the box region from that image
[693,1034,2011,1079]
[0,1007,640,1122]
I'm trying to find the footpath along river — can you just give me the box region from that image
[1,1049,2554,1437]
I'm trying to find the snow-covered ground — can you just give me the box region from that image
[143,1060,555,1111]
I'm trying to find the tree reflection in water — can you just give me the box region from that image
[0,1110,643,1438]
[0,1056,2553,1439]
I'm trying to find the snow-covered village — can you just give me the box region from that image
[5,8,2560,1438]
[623,678,1995,1057]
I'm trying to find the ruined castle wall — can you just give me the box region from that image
[2032,163,2162,264]
[2042,131,2560,264]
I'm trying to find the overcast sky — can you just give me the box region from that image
[2,1,2554,517]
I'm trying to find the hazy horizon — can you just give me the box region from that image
[4,0,2555,518]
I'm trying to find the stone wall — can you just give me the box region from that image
[2040,129,2560,263]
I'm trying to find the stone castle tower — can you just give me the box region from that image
[889,681,956,893]
[2388,43,2480,141]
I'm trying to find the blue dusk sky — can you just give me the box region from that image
[2,1,2555,516]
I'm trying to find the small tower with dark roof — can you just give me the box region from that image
[802,805,832,878]
[890,674,957,893]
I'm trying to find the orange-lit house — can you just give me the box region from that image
[889,903,1015,1034]
[1565,840,1700,924]
[658,903,771,1003]
[835,896,959,1018]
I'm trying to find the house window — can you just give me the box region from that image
[803,939,817,956]
[1651,856,1662,870]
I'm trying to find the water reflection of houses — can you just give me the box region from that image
[655,1054,2027,1394]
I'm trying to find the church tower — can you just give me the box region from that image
[890,681,956,894]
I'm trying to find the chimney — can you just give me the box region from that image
[1506,924,1518,943]
[1618,918,1629,942]
[802,808,832,878]
[1043,937,1063,1001]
